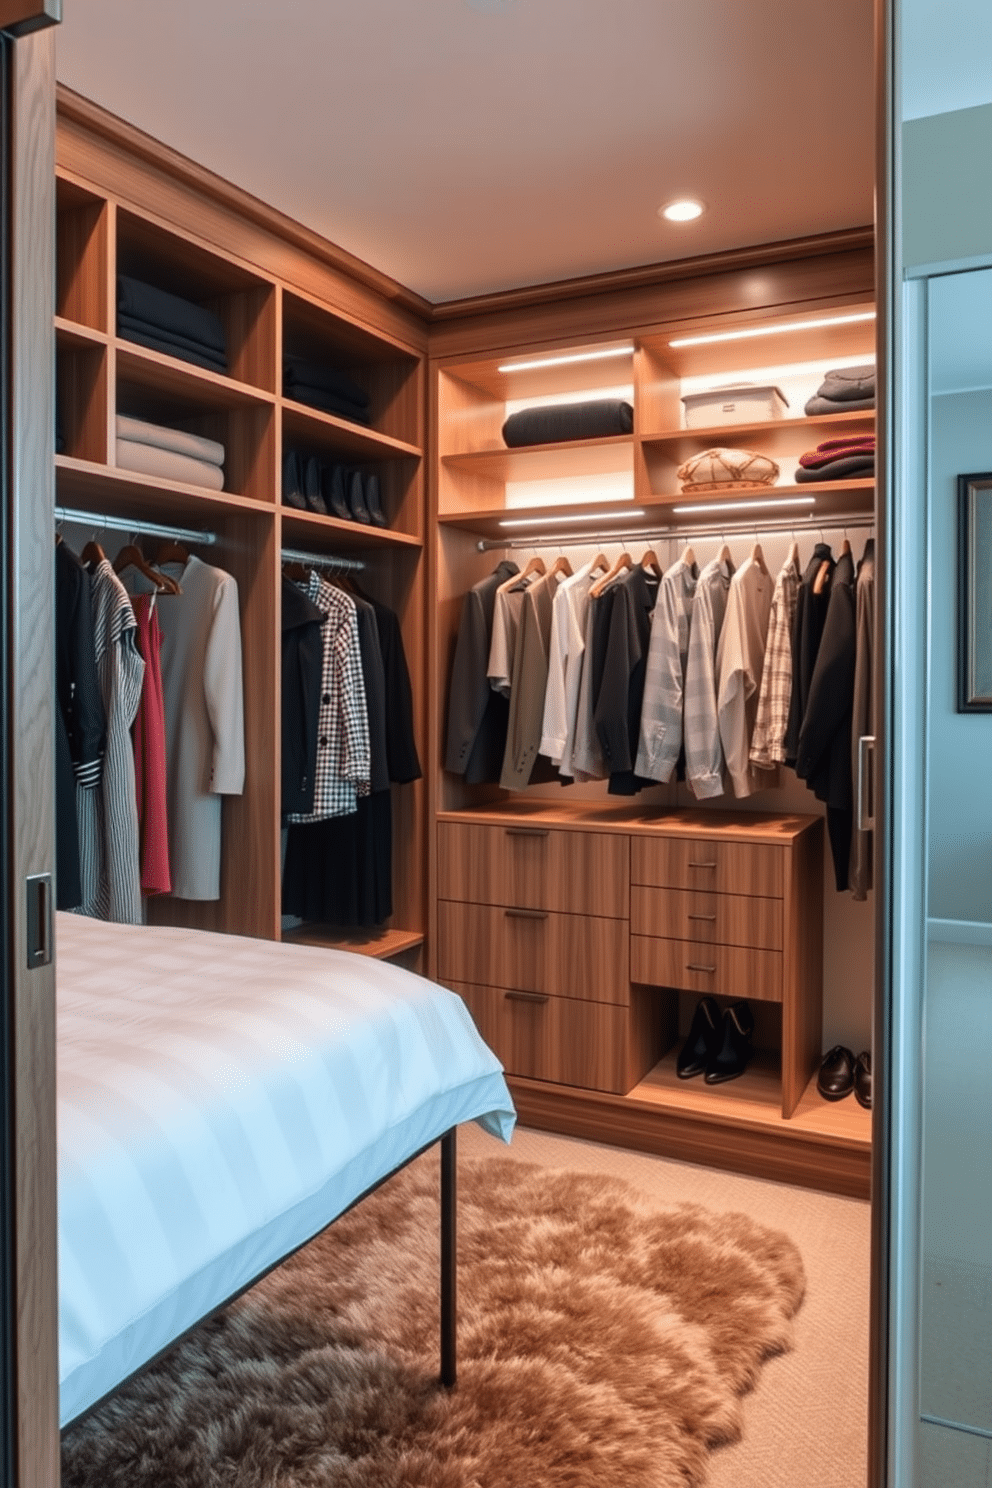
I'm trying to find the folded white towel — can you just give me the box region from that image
[116,413,225,468]
[116,438,226,492]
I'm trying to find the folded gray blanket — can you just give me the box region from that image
[817,363,875,402]
[502,399,634,447]
[794,455,875,483]
[117,276,227,356]
[116,438,225,491]
[283,355,370,409]
[116,414,225,468]
[804,393,876,416]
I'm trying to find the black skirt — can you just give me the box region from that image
[282,790,392,927]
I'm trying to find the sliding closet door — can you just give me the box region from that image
[1,19,59,1488]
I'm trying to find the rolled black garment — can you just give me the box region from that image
[117,275,227,355]
[794,456,875,483]
[502,398,634,447]
[283,354,370,409]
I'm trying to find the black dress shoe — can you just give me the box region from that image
[304,456,328,515]
[704,1002,755,1084]
[817,1045,855,1101]
[364,472,388,527]
[677,996,721,1079]
[282,450,307,509]
[854,1050,872,1110]
[347,469,372,524]
[323,463,351,521]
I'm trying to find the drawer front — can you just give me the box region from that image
[631,836,784,899]
[631,934,783,1003]
[437,821,628,919]
[438,900,629,1005]
[630,885,783,951]
[449,980,632,1095]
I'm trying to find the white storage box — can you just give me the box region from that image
[681,384,789,428]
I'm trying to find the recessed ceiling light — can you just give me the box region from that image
[660,199,705,223]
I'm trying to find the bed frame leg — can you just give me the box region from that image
[440,1127,456,1388]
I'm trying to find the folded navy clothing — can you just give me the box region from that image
[502,398,634,448]
[285,383,373,425]
[118,276,227,356]
[117,323,229,374]
[804,393,876,416]
[118,311,229,370]
[794,455,875,483]
[283,355,370,409]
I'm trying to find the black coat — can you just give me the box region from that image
[444,561,518,784]
[55,542,106,909]
[783,543,834,768]
[280,577,324,818]
[594,565,660,795]
[796,551,857,890]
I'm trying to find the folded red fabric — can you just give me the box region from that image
[799,435,876,470]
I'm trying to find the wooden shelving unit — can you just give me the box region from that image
[55,110,430,964]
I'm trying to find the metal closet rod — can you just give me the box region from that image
[476,511,875,551]
[55,506,217,547]
[280,545,366,573]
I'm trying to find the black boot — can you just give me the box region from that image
[365,472,388,527]
[677,996,721,1078]
[282,450,307,509]
[323,463,351,521]
[348,469,371,524]
[304,456,328,516]
[704,1002,755,1084]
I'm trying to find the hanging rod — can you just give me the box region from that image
[280,545,366,573]
[475,509,875,552]
[54,506,217,547]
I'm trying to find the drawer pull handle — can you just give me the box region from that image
[688,860,717,869]
[505,991,549,1005]
[687,913,717,922]
[505,908,548,921]
[505,828,550,839]
[687,962,717,973]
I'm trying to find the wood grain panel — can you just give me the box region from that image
[438,901,629,1005]
[56,337,107,463]
[9,25,60,1486]
[631,934,783,1003]
[56,185,107,330]
[450,982,637,1094]
[631,834,784,897]
[630,884,783,951]
[437,820,629,918]
[781,814,825,1117]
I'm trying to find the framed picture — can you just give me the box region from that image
[958,473,992,711]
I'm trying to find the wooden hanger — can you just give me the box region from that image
[114,543,181,595]
[840,537,852,557]
[80,537,105,567]
[640,548,661,576]
[282,559,310,583]
[750,542,769,576]
[681,544,696,569]
[156,539,190,570]
[787,539,800,569]
[717,543,732,567]
[588,553,610,578]
[548,553,573,580]
[496,553,545,596]
[590,550,631,598]
[813,556,833,594]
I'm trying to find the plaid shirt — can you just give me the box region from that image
[750,557,801,770]
[285,574,370,822]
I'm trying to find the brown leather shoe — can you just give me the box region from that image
[854,1050,872,1109]
[817,1045,855,1101]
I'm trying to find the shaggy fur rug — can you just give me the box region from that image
[61,1155,806,1487]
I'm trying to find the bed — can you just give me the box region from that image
[56,911,516,1428]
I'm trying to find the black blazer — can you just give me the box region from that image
[783,543,834,768]
[445,560,518,784]
[55,542,106,909]
[594,565,660,796]
[280,577,324,817]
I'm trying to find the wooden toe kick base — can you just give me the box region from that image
[506,1068,872,1201]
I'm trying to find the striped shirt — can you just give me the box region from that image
[750,555,801,770]
[75,560,144,924]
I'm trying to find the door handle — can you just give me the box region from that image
[688,860,717,869]
[26,873,52,969]
[857,735,875,833]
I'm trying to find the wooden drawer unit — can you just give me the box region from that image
[438,900,629,1005]
[437,820,628,918]
[630,935,783,1003]
[449,981,668,1096]
[631,836,784,899]
[631,885,783,951]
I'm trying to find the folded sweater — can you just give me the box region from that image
[116,438,226,491]
[283,355,370,409]
[502,399,634,448]
[794,455,875,483]
[798,436,875,470]
[118,322,229,374]
[804,393,876,416]
[816,364,875,402]
[117,276,227,355]
[116,414,225,468]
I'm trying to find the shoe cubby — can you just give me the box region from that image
[56,331,108,464]
[57,177,109,333]
[116,208,278,394]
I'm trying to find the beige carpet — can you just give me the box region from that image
[461,1122,871,1488]
[61,1150,807,1488]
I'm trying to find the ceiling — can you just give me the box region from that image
[55,0,876,305]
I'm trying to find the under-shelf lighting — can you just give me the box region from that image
[499,509,645,529]
[669,312,875,349]
[497,345,634,374]
[672,495,816,516]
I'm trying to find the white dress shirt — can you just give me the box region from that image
[539,561,597,767]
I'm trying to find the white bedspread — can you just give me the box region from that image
[56,912,515,1426]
